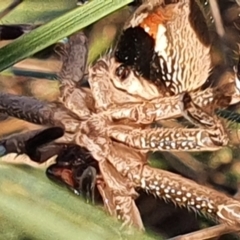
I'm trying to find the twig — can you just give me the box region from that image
[209,0,225,37]
[168,224,240,240]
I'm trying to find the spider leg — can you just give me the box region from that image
[135,165,240,227]
[104,144,240,228]
[76,134,144,229]
[97,180,144,231]
[108,118,228,152]
[107,92,230,152]
[24,127,64,160]
[0,92,62,125]
[0,127,64,162]
[74,124,144,228]
[106,81,239,124]
[58,31,88,86]
[104,141,240,231]
[57,31,93,118]
[106,88,215,121]
[98,160,144,230]
[179,92,223,128]
[0,91,81,132]
[28,143,67,163]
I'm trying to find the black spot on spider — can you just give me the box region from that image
[114,26,155,79]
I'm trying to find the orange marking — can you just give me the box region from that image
[140,8,172,40]
[61,169,75,187]
[55,168,75,187]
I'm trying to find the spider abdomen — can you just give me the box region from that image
[115,0,211,95]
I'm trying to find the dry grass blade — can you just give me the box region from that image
[209,0,225,37]
[0,0,23,19]
[169,224,240,240]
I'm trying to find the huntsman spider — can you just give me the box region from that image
[1,0,240,239]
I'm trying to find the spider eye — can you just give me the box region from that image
[115,64,130,81]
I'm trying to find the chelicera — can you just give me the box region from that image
[1,0,240,239]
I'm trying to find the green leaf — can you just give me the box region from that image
[0,0,77,24]
[0,163,155,240]
[0,0,133,72]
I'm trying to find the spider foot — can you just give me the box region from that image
[0,127,64,162]
[98,161,144,230]
[58,31,88,85]
[97,181,144,231]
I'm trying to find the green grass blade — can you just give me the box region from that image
[0,164,155,240]
[0,0,77,24]
[0,0,133,72]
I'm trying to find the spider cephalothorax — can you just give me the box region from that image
[2,0,240,238]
